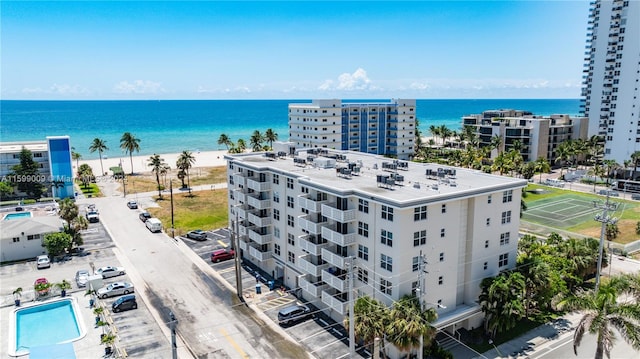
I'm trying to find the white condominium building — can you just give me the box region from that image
[581,0,640,164]
[288,99,416,160]
[462,110,589,163]
[225,149,526,353]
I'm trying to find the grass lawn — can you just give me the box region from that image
[120,166,227,194]
[467,318,548,353]
[523,184,640,244]
[146,189,228,236]
[76,182,102,197]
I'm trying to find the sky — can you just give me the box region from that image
[1,0,591,100]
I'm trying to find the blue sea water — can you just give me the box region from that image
[1,99,581,160]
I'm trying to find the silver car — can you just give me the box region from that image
[95,266,126,278]
[97,282,134,299]
[75,269,90,287]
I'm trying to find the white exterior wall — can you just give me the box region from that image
[289,100,342,150]
[0,141,50,177]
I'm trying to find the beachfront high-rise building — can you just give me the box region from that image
[581,0,640,165]
[462,110,589,163]
[225,149,526,358]
[0,136,74,199]
[288,99,416,160]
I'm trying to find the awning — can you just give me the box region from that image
[29,343,76,359]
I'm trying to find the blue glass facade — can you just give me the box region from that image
[47,136,74,199]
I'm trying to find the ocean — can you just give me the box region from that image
[1,99,581,160]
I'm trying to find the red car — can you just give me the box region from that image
[211,249,235,263]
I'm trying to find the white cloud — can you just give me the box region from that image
[113,80,164,94]
[319,68,379,92]
[20,84,90,96]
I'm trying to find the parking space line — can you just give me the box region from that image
[217,240,228,248]
[219,328,249,358]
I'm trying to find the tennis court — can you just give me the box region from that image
[523,194,602,229]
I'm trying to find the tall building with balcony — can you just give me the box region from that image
[226,149,526,356]
[0,136,74,199]
[288,99,416,160]
[462,110,588,163]
[581,0,640,165]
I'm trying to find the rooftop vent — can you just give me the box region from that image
[294,157,307,167]
[265,152,277,160]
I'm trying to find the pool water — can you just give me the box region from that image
[11,298,85,356]
[3,212,33,220]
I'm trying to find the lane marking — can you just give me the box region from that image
[219,328,249,358]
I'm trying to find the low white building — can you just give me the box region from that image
[225,149,526,357]
[0,215,64,262]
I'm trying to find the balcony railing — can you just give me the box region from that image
[247,195,271,210]
[298,215,327,235]
[299,276,327,298]
[298,196,324,213]
[321,290,347,315]
[238,238,248,251]
[248,212,272,227]
[321,226,356,246]
[298,256,329,277]
[321,203,356,222]
[249,245,272,262]
[299,235,329,256]
[322,270,347,292]
[321,248,348,269]
[247,178,271,192]
[248,228,273,245]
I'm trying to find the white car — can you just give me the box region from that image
[97,282,134,299]
[75,269,90,287]
[36,255,50,269]
[95,266,126,279]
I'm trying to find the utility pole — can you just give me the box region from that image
[593,192,619,291]
[233,210,243,300]
[122,173,127,197]
[170,180,175,239]
[168,311,178,359]
[348,256,356,358]
[417,250,428,359]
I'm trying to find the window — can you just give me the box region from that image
[358,244,369,261]
[499,253,509,267]
[274,243,281,256]
[27,234,40,240]
[273,174,279,184]
[287,215,295,227]
[287,196,294,208]
[381,205,394,221]
[440,228,445,238]
[414,205,427,221]
[501,210,512,224]
[483,261,488,270]
[358,199,369,213]
[358,268,369,284]
[441,204,447,213]
[381,229,393,247]
[413,230,426,246]
[411,281,419,296]
[487,195,492,204]
[380,278,392,295]
[486,218,490,226]
[438,276,443,285]
[274,227,280,238]
[288,251,295,264]
[502,190,513,203]
[485,240,489,248]
[288,233,295,246]
[500,232,510,246]
[439,252,444,262]
[12,237,19,242]
[381,254,393,272]
[273,191,280,203]
[273,209,280,221]
[412,256,420,272]
[358,222,369,237]
[286,178,294,189]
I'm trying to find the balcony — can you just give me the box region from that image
[298,195,325,212]
[298,215,327,235]
[238,238,248,251]
[299,275,328,298]
[299,256,329,277]
[321,290,347,315]
[299,235,329,256]
[247,195,271,210]
[322,270,347,292]
[321,226,356,246]
[248,212,272,227]
[321,248,348,269]
[234,189,248,203]
[321,204,356,222]
[235,205,249,220]
[237,221,252,236]
[249,244,272,262]
[247,178,271,192]
[248,228,273,245]
[233,172,247,186]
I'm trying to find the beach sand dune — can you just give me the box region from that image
[79,150,228,176]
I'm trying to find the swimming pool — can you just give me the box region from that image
[3,211,33,220]
[8,297,86,356]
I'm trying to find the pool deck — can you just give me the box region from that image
[1,291,106,358]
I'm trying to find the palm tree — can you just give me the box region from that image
[479,272,526,338]
[557,276,640,359]
[344,296,390,356]
[236,139,247,153]
[630,151,640,180]
[176,150,196,194]
[428,125,439,146]
[120,132,141,175]
[588,163,606,193]
[264,129,278,150]
[387,295,438,355]
[534,157,550,184]
[554,143,572,179]
[88,138,109,176]
[218,134,232,151]
[147,154,168,199]
[72,151,82,170]
[249,130,263,152]
[490,134,503,158]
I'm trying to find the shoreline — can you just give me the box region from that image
[78,150,229,176]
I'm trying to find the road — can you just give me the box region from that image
[532,331,638,359]
[83,194,308,359]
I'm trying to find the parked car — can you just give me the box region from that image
[86,211,100,223]
[95,266,126,278]
[75,269,90,287]
[145,218,162,233]
[36,255,50,269]
[186,229,208,241]
[211,248,235,263]
[112,294,138,313]
[139,211,152,222]
[278,304,312,325]
[632,194,640,200]
[69,247,88,256]
[97,282,134,299]
[126,201,138,209]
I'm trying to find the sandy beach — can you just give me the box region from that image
[78,150,229,176]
